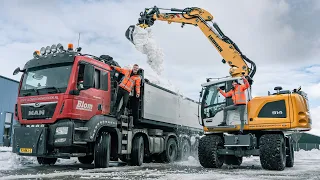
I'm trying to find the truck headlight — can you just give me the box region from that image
[55,127,69,135]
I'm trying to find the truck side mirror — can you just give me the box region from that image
[83,64,94,90]
[13,67,24,75]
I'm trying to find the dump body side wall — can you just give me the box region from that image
[141,83,202,130]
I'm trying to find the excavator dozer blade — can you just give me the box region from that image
[125,25,136,45]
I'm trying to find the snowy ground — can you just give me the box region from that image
[0,147,320,180]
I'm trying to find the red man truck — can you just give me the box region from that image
[11,43,202,168]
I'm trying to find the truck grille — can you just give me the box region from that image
[21,102,57,120]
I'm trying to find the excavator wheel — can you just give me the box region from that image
[259,133,286,171]
[198,134,224,168]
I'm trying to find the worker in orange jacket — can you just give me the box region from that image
[217,76,250,133]
[111,64,141,118]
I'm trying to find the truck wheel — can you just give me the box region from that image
[161,138,178,163]
[286,138,294,167]
[259,134,286,171]
[179,139,191,161]
[130,135,144,166]
[224,155,242,166]
[94,132,111,168]
[198,135,224,168]
[37,157,57,165]
[78,155,94,164]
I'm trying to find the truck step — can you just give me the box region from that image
[122,130,128,134]
[122,122,128,127]
[122,140,128,144]
[121,150,128,154]
[73,141,87,144]
[74,127,89,131]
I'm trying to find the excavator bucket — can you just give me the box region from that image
[125,25,136,45]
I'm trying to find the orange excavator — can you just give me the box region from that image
[125,6,311,171]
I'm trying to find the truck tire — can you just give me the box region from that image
[198,135,224,168]
[94,131,111,168]
[37,157,57,165]
[161,138,178,163]
[224,155,242,166]
[179,139,191,161]
[286,138,294,167]
[130,135,144,166]
[78,155,94,164]
[259,134,286,171]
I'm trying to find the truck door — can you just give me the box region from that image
[73,62,110,120]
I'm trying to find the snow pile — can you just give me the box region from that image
[175,156,200,167]
[0,147,37,170]
[295,149,320,159]
[131,25,164,75]
[0,147,78,171]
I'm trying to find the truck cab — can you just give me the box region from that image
[12,43,139,167]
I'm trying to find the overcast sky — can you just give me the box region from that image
[1,0,320,135]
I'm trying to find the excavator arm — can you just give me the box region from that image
[125,6,256,79]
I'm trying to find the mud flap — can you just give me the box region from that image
[125,25,136,44]
[12,127,47,156]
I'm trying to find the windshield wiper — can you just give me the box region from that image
[21,88,39,96]
[41,86,61,93]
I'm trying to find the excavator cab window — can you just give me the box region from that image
[201,82,226,119]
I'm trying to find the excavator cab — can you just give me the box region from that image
[200,77,252,130]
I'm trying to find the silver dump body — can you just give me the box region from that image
[141,82,202,130]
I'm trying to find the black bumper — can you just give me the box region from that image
[12,127,48,156]
[12,121,75,157]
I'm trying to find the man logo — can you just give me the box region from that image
[28,110,45,116]
[34,103,40,107]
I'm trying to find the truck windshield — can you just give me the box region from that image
[19,64,73,96]
[201,82,226,119]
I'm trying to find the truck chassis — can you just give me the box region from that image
[13,115,201,168]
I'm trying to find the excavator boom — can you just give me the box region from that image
[126,6,256,79]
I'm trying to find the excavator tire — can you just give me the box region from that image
[224,155,243,166]
[259,133,286,171]
[198,134,224,168]
[286,137,294,167]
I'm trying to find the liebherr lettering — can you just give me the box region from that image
[208,35,223,52]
